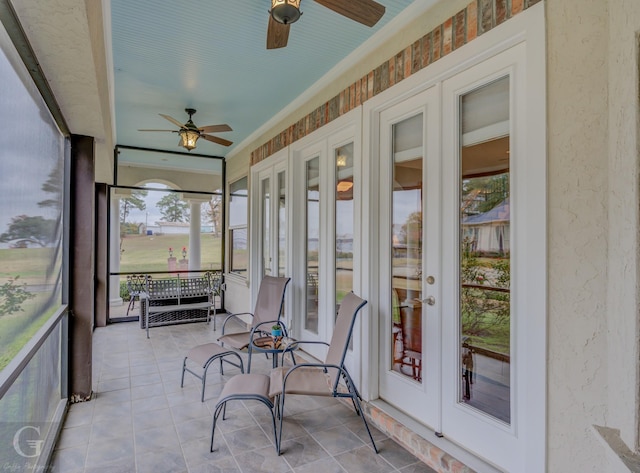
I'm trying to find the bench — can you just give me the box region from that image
[139,271,222,338]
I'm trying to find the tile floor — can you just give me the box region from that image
[51,316,436,473]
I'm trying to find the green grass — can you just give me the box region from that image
[119,233,222,274]
[0,293,59,371]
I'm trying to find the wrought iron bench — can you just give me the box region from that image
[139,271,222,338]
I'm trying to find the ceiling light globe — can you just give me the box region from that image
[271,0,301,25]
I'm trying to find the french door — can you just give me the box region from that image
[252,154,288,300]
[291,114,360,363]
[376,40,545,472]
[377,85,441,429]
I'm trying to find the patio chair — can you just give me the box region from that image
[218,276,291,372]
[269,292,378,455]
[125,274,148,316]
[399,304,422,382]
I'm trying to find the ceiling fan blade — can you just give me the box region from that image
[198,124,232,133]
[138,129,177,132]
[201,134,233,147]
[159,113,186,128]
[267,15,290,49]
[313,0,385,27]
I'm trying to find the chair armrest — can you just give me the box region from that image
[221,312,254,334]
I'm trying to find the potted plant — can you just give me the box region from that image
[271,324,282,337]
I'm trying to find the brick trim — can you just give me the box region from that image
[250,0,539,166]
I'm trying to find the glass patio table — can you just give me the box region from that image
[250,336,298,370]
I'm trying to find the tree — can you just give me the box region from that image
[157,193,189,222]
[0,215,56,247]
[120,190,148,224]
[38,163,64,209]
[0,276,35,316]
[205,195,222,236]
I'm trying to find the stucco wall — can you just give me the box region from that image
[606,0,640,455]
[546,0,610,470]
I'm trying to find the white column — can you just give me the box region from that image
[188,201,201,271]
[110,195,123,306]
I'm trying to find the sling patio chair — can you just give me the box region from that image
[269,292,379,455]
[218,275,291,372]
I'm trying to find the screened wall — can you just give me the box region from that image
[0,18,68,471]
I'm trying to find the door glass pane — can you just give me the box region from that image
[277,171,286,277]
[262,178,270,277]
[459,76,511,423]
[335,143,354,319]
[305,157,320,333]
[391,114,423,382]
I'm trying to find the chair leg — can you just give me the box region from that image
[352,394,379,454]
[180,357,187,388]
[211,402,225,452]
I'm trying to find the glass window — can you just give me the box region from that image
[305,158,320,333]
[229,177,248,275]
[335,143,354,317]
[458,76,511,423]
[277,171,286,278]
[390,114,423,382]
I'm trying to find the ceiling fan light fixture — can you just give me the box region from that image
[179,129,200,151]
[270,0,301,25]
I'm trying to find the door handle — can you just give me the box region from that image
[423,296,436,306]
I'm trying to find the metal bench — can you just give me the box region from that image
[139,271,222,338]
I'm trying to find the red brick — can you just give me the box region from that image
[479,0,493,34]
[411,38,422,73]
[389,57,396,87]
[467,1,478,41]
[432,25,442,61]
[422,32,432,66]
[454,10,466,49]
[442,17,453,56]
[496,0,507,24]
[349,83,355,110]
[404,45,412,78]
[512,0,524,14]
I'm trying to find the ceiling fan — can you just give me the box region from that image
[267,0,386,49]
[138,108,233,151]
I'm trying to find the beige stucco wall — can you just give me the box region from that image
[606,0,640,455]
[546,0,610,470]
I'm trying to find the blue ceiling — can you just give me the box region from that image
[111,0,416,157]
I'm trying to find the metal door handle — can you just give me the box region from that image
[424,296,436,306]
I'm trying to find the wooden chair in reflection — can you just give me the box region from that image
[399,305,422,382]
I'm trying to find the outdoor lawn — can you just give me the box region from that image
[119,232,223,274]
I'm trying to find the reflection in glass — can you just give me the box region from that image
[277,171,286,278]
[335,143,354,319]
[390,114,423,382]
[229,177,248,275]
[262,178,271,276]
[230,228,248,275]
[458,76,511,423]
[305,157,320,333]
